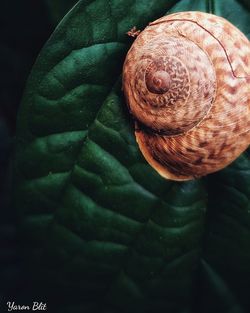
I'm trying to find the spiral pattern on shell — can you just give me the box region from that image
[123,11,250,181]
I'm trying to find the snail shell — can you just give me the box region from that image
[123,11,250,181]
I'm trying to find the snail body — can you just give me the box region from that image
[123,11,250,181]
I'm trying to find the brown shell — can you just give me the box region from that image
[122,11,250,181]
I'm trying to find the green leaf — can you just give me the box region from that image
[14,0,250,312]
[202,151,250,313]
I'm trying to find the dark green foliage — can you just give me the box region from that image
[13,1,250,312]
[45,0,78,23]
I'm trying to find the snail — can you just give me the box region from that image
[122,11,250,181]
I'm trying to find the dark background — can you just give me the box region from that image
[0,0,65,307]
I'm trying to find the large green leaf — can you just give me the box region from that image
[13,0,250,312]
